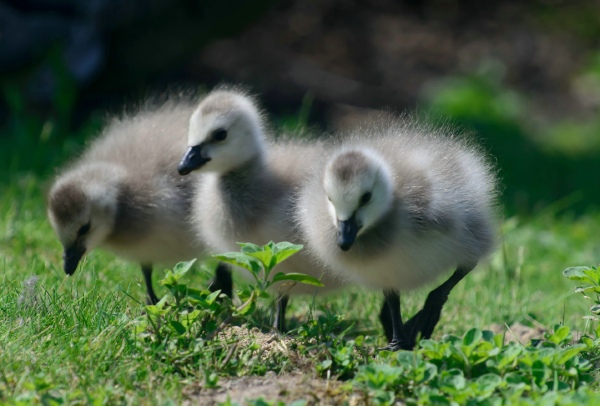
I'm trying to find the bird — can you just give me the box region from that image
[47,96,232,304]
[296,115,499,350]
[177,88,344,331]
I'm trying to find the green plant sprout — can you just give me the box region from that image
[133,241,323,369]
[563,265,600,318]
[213,241,324,318]
[134,259,230,347]
[563,264,600,354]
[214,241,323,291]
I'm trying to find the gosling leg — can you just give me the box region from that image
[402,266,473,348]
[379,299,394,342]
[141,264,159,305]
[208,262,233,298]
[273,294,290,332]
[381,290,411,351]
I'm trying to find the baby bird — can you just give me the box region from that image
[177,88,343,331]
[297,117,498,350]
[47,98,232,304]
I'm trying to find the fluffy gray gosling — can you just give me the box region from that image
[297,118,499,350]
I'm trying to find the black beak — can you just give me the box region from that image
[178,145,211,175]
[337,215,360,251]
[63,244,86,275]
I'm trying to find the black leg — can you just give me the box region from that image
[141,264,159,305]
[381,290,411,351]
[273,294,289,332]
[208,263,233,298]
[402,266,473,347]
[379,298,394,343]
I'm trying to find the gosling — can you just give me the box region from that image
[297,117,499,350]
[47,98,232,304]
[177,88,343,331]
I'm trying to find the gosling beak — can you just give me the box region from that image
[337,215,360,251]
[178,144,211,175]
[63,243,86,275]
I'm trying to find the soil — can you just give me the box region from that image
[184,373,350,406]
[182,325,353,405]
[488,321,546,344]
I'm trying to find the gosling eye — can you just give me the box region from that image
[78,221,91,236]
[359,192,372,206]
[212,128,228,142]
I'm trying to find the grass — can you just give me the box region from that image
[1,79,600,403]
[1,167,600,404]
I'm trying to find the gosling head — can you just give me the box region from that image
[178,90,265,176]
[47,172,120,275]
[323,149,393,251]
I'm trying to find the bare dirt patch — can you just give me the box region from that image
[488,322,546,344]
[184,372,349,406]
[182,325,353,405]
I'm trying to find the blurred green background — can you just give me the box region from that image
[1,0,599,216]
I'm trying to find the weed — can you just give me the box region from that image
[132,242,323,377]
[352,326,595,405]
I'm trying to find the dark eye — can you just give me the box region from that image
[359,192,372,206]
[78,222,91,236]
[212,128,228,142]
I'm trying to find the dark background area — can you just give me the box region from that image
[1,0,599,215]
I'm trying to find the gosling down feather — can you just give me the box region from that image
[297,116,499,350]
[47,98,232,304]
[177,88,344,331]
